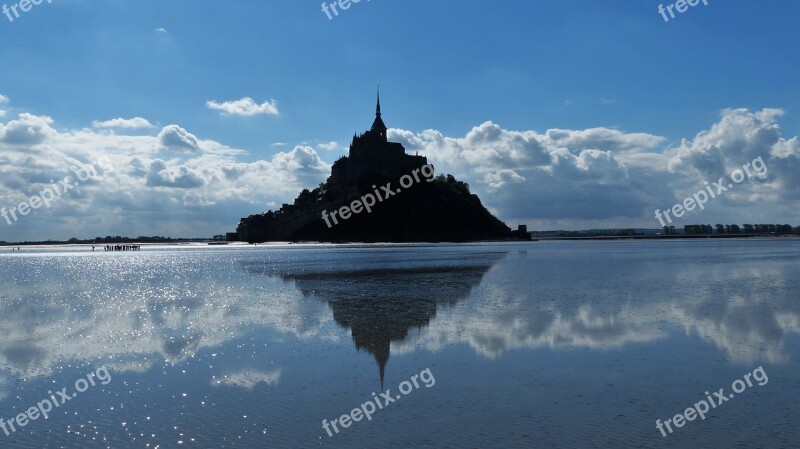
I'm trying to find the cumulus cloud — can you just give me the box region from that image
[391,108,800,228]
[93,117,154,129]
[206,97,279,116]
[158,124,201,152]
[271,145,331,186]
[0,111,330,241]
[663,108,800,209]
[145,160,205,188]
[0,113,56,145]
[669,108,785,179]
[391,121,666,223]
[545,127,665,154]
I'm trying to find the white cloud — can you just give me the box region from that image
[545,127,664,154]
[668,108,784,180]
[146,160,205,188]
[92,117,154,129]
[0,104,797,241]
[390,121,663,223]
[206,97,279,116]
[154,27,168,34]
[316,141,338,151]
[271,145,331,186]
[0,111,330,241]
[158,124,201,152]
[0,94,8,104]
[391,108,800,228]
[0,113,56,145]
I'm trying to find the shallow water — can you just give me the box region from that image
[0,240,798,448]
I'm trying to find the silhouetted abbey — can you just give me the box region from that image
[328,92,428,198]
[234,93,521,242]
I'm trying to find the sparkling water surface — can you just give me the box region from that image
[0,240,798,448]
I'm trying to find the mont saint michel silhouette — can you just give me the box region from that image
[233,93,525,243]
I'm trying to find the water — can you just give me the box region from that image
[0,240,798,448]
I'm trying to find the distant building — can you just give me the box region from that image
[512,224,531,240]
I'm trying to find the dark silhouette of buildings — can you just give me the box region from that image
[234,92,515,243]
[327,92,428,198]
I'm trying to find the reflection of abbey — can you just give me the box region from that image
[267,251,504,387]
[327,93,429,197]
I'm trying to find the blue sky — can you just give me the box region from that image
[1,0,799,239]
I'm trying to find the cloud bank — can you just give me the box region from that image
[0,99,797,240]
[391,108,799,229]
[0,99,328,240]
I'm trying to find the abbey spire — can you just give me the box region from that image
[370,88,387,141]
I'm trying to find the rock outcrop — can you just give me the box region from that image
[234,94,520,243]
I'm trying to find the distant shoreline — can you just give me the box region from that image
[1,233,798,248]
[537,234,800,241]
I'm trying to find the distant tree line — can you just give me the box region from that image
[668,224,799,235]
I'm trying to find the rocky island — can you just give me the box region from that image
[232,94,526,243]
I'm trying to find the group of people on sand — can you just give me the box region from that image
[100,244,141,251]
